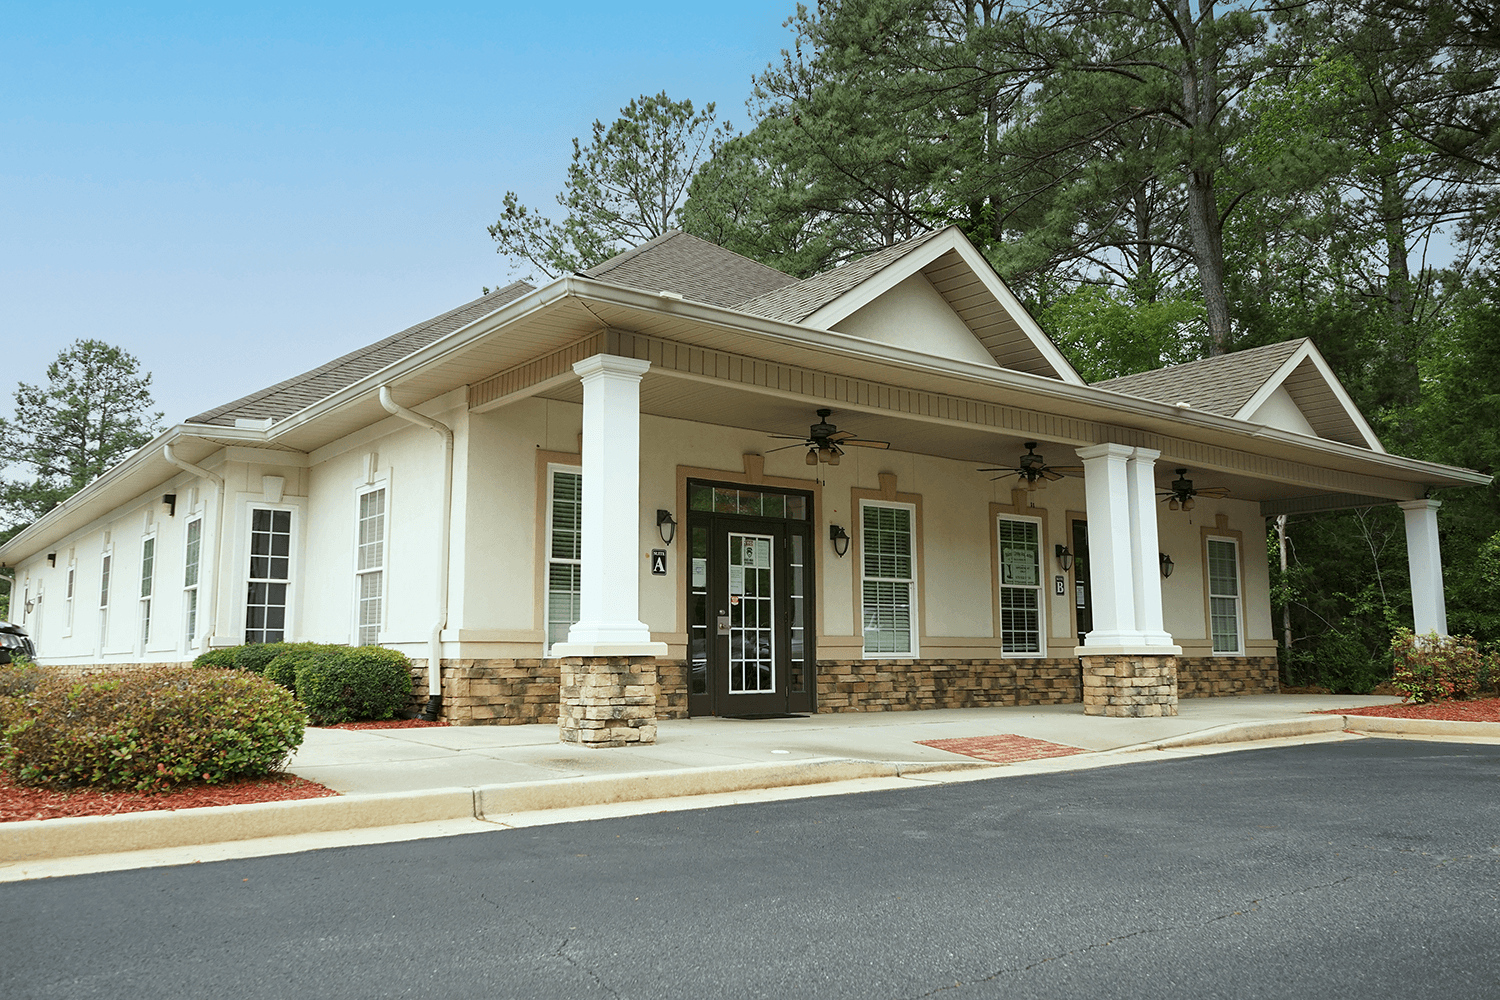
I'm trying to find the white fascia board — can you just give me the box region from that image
[1233,340,1386,453]
[0,423,270,565]
[800,228,1087,386]
[567,278,1486,489]
[235,271,1481,501]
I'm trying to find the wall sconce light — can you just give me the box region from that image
[829,524,850,558]
[46,553,57,567]
[656,509,677,546]
[160,493,177,517]
[1159,552,1174,578]
[1054,544,1073,571]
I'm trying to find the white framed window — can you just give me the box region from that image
[861,500,917,656]
[997,515,1045,654]
[64,561,76,635]
[1207,537,1243,654]
[246,507,292,644]
[98,549,112,651]
[354,486,387,646]
[183,517,203,651]
[139,535,156,650]
[545,465,582,654]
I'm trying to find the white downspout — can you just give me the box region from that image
[379,385,453,721]
[163,445,225,655]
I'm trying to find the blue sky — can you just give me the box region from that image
[1,1,797,424]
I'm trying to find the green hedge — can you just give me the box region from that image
[295,646,413,726]
[199,642,415,725]
[1,666,306,791]
[264,644,335,692]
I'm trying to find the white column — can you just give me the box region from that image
[1398,499,1449,638]
[1075,443,1181,656]
[1125,447,1174,647]
[551,355,667,657]
[1076,443,1138,649]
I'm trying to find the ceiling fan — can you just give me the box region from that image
[978,442,1082,491]
[766,409,890,465]
[1160,469,1231,510]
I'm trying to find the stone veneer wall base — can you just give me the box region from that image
[1081,653,1178,717]
[558,656,658,747]
[815,658,1082,713]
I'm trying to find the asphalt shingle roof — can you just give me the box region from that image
[579,230,799,308]
[734,228,947,323]
[188,281,534,427]
[1094,340,1306,417]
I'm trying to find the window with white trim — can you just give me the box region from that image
[861,501,916,656]
[545,467,582,654]
[65,562,76,633]
[997,515,1044,654]
[98,550,112,650]
[139,536,156,648]
[1207,537,1243,654]
[183,517,202,651]
[246,508,291,644]
[355,487,386,646]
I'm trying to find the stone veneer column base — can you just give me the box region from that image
[1081,653,1178,717]
[558,656,658,747]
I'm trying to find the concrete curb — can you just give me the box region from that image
[0,758,990,864]
[1342,716,1500,739]
[474,757,989,816]
[0,786,476,863]
[1117,714,1500,753]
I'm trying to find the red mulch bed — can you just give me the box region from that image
[0,773,337,823]
[917,734,1090,764]
[320,718,446,730]
[1314,697,1500,723]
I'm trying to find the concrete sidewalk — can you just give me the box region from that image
[7,694,1500,876]
[286,693,1408,795]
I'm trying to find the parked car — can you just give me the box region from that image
[0,620,35,664]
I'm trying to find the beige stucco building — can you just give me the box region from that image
[2,228,1486,742]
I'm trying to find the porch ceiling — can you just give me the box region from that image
[533,368,1451,506]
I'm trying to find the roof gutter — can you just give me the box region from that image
[162,444,227,655]
[225,272,1486,493]
[379,385,452,722]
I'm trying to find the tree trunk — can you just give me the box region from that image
[1176,0,1232,354]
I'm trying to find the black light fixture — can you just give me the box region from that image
[656,509,677,546]
[161,493,177,517]
[1054,544,1073,571]
[46,552,57,567]
[1159,552,1175,578]
[829,524,850,558]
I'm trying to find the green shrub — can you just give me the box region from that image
[0,656,42,698]
[264,644,336,692]
[192,647,239,669]
[193,643,308,674]
[296,646,413,726]
[1391,629,1495,703]
[234,642,293,674]
[1,666,306,791]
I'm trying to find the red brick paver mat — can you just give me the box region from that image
[917,734,1090,764]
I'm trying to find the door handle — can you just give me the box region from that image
[717,615,731,635]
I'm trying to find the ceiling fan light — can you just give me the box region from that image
[1184,496,1195,511]
[827,449,841,465]
[1169,497,1180,510]
[805,448,818,466]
